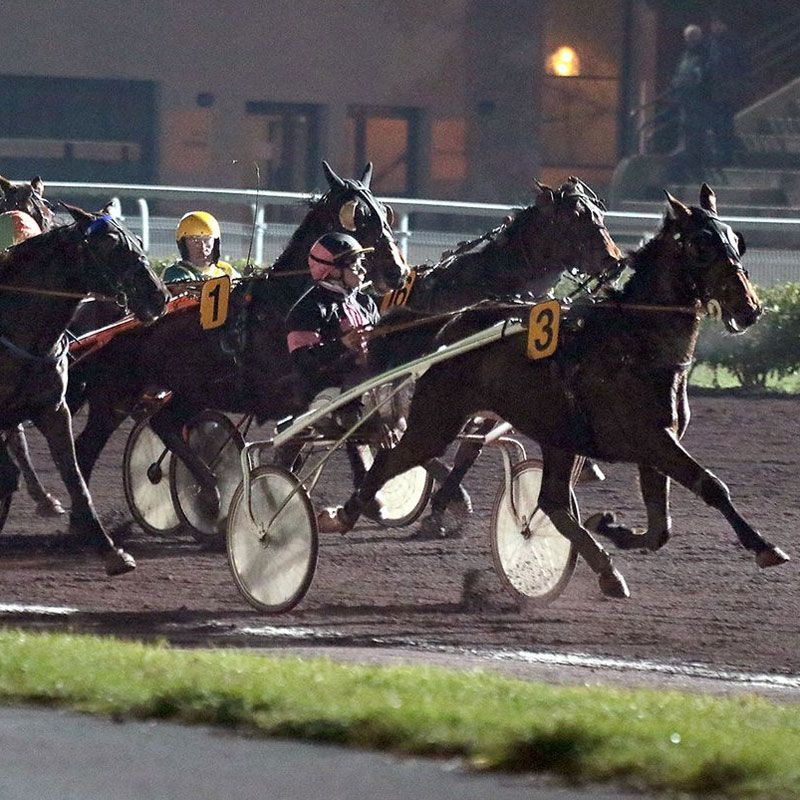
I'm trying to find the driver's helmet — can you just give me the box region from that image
[176,211,221,263]
[308,231,374,281]
[0,210,42,249]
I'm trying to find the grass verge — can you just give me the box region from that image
[1,630,800,798]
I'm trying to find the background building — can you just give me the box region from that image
[1,1,798,204]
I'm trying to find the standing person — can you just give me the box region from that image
[163,211,240,284]
[671,24,711,180]
[706,16,746,167]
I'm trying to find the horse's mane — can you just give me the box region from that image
[0,222,74,281]
[270,193,330,274]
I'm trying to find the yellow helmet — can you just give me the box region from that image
[176,211,220,241]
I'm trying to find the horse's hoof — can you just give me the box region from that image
[198,485,221,518]
[35,494,66,518]
[411,515,447,540]
[584,512,613,534]
[316,507,348,535]
[362,498,386,523]
[410,512,464,541]
[756,547,790,568]
[449,488,473,519]
[579,461,606,483]
[104,548,136,576]
[598,567,630,599]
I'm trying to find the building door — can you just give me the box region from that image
[347,106,420,196]
[244,102,321,192]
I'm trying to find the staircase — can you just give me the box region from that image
[611,14,800,217]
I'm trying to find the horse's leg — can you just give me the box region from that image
[321,383,469,534]
[32,402,134,576]
[586,466,672,552]
[74,401,126,483]
[537,446,630,598]
[148,404,220,516]
[4,424,65,516]
[647,431,789,567]
[0,436,20,501]
[418,431,486,536]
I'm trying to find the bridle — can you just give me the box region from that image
[77,215,152,310]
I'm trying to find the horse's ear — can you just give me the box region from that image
[664,191,691,222]
[0,175,13,195]
[360,162,373,188]
[99,198,122,219]
[534,180,555,207]
[699,183,717,214]
[322,160,345,189]
[60,201,93,224]
[30,176,44,196]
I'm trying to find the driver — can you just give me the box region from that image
[0,210,41,250]
[285,231,379,421]
[163,211,240,285]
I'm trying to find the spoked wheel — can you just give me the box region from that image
[169,410,245,545]
[122,418,182,536]
[491,458,577,606]
[356,445,433,528]
[227,465,319,613]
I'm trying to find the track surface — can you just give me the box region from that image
[1,395,799,684]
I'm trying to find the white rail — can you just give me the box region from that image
[21,179,800,285]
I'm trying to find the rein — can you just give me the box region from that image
[0,283,120,303]
[361,297,706,343]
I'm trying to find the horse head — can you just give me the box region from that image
[664,184,760,333]
[511,176,622,284]
[62,203,169,325]
[318,161,409,292]
[0,175,54,232]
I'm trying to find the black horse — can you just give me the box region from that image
[0,204,169,574]
[68,162,409,518]
[322,185,789,597]
[382,178,622,534]
[0,175,68,516]
[0,174,53,231]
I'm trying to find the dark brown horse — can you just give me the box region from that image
[397,178,620,313]
[0,205,169,574]
[0,175,65,517]
[0,175,53,232]
[69,162,409,515]
[324,185,789,597]
[387,178,622,533]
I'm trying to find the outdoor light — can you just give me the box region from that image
[547,46,581,77]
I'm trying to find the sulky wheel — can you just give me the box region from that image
[122,418,182,536]
[356,445,433,528]
[490,458,577,606]
[169,410,245,545]
[227,465,319,614]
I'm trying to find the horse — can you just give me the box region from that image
[0,204,169,574]
[378,177,622,534]
[68,162,409,520]
[0,175,53,232]
[321,184,789,598]
[0,175,68,517]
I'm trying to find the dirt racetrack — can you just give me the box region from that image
[1,394,799,678]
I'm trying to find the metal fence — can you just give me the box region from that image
[43,180,800,287]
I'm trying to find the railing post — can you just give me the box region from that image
[137,197,150,253]
[253,204,266,267]
[398,211,410,261]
